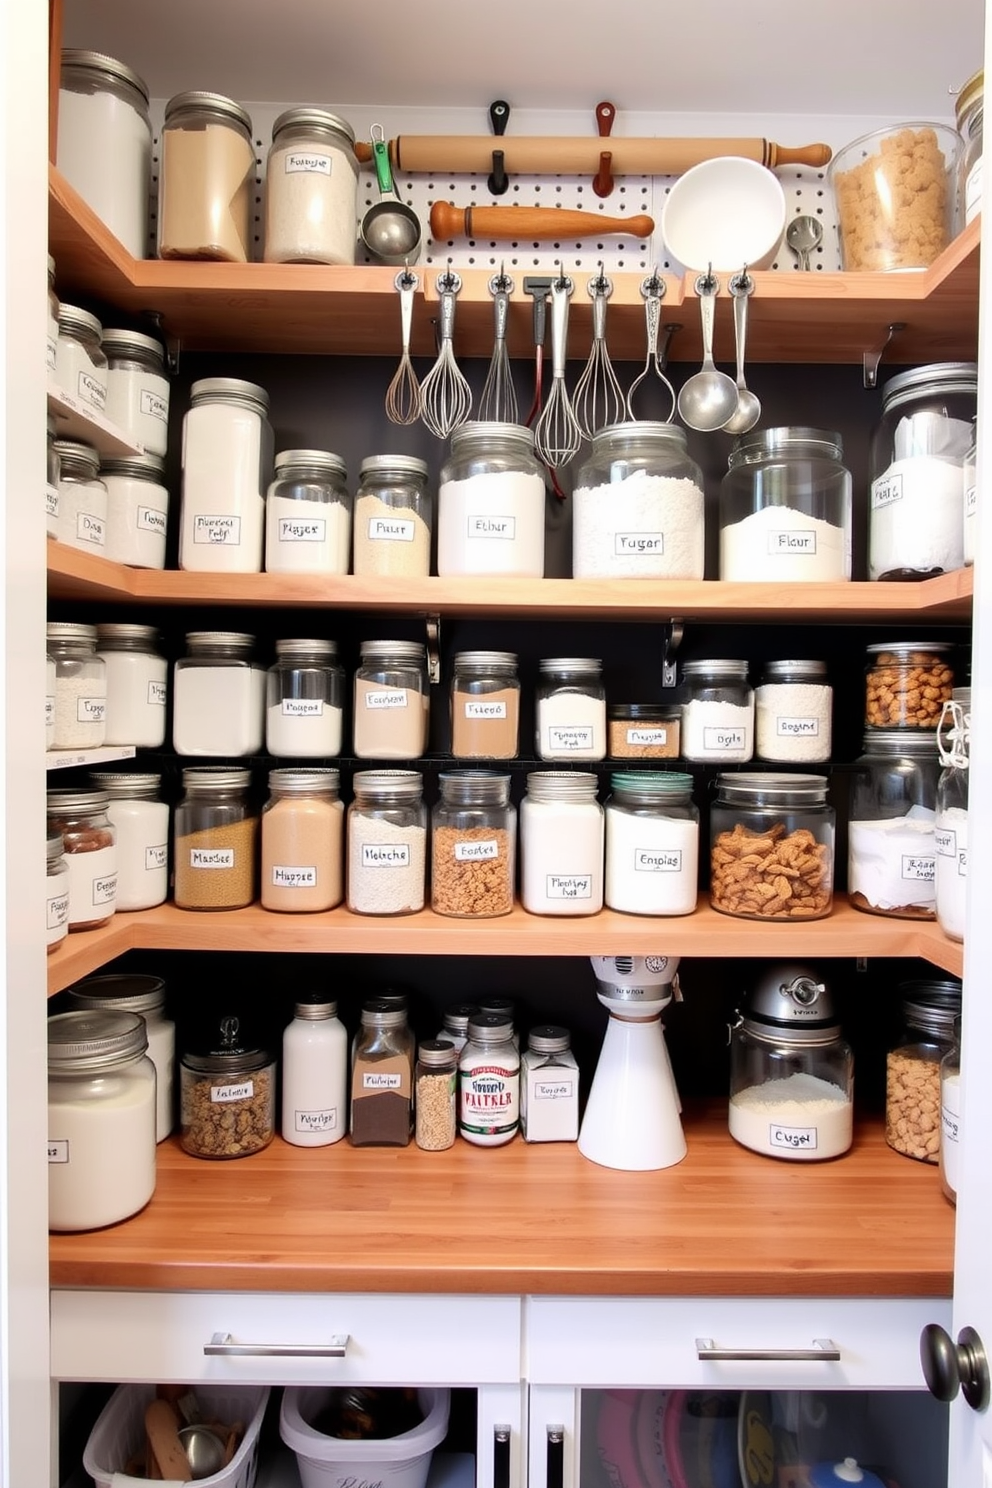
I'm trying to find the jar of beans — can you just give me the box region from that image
[173,767,257,911]
[864,642,954,729]
[180,1015,275,1159]
[886,979,961,1164]
[431,771,515,919]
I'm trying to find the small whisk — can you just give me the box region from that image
[573,266,626,438]
[625,270,677,424]
[478,267,518,423]
[420,269,473,440]
[533,272,582,470]
[384,268,422,426]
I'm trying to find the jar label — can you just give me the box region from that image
[139,388,169,422]
[615,531,664,555]
[966,159,982,221]
[368,516,415,542]
[147,680,167,706]
[190,848,236,869]
[272,865,318,888]
[92,873,117,906]
[193,515,242,545]
[212,1080,253,1103]
[635,848,683,872]
[363,1072,402,1090]
[546,874,592,899]
[361,843,411,868]
[702,726,745,751]
[285,151,333,175]
[454,839,499,861]
[282,698,324,717]
[776,716,819,737]
[548,725,594,751]
[47,335,58,372]
[365,688,408,709]
[467,515,516,540]
[935,827,957,857]
[901,854,935,882]
[279,517,326,542]
[958,848,968,878]
[47,483,60,518]
[77,370,106,410]
[460,1063,519,1135]
[766,529,817,554]
[627,726,668,745]
[465,700,507,719]
[137,505,168,534]
[966,483,978,515]
[76,696,106,723]
[46,694,55,724]
[942,1104,960,1146]
[534,1078,576,1100]
[46,891,69,930]
[294,1106,339,1133]
[146,845,168,871]
[769,1123,817,1152]
[871,472,903,510]
[48,1141,69,1164]
[75,510,105,545]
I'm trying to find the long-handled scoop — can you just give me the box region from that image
[360,124,423,265]
[721,270,761,435]
[677,272,739,433]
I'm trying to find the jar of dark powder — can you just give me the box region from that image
[349,999,413,1146]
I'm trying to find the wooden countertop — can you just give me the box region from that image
[49,1105,954,1299]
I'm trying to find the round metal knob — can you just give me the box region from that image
[920,1323,990,1410]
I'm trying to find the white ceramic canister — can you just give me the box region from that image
[264,449,351,575]
[89,772,169,913]
[519,771,604,916]
[604,770,700,916]
[57,51,152,259]
[179,378,273,573]
[66,973,175,1142]
[102,328,170,456]
[55,304,108,414]
[437,422,546,577]
[520,1025,580,1142]
[53,439,107,555]
[281,998,349,1146]
[173,631,266,757]
[101,454,170,568]
[95,623,168,747]
[264,108,359,266]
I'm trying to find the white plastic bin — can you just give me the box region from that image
[279,1387,450,1488]
[83,1382,270,1488]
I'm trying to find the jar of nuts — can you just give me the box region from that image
[180,1016,275,1159]
[709,773,834,921]
[886,980,961,1165]
[864,642,954,730]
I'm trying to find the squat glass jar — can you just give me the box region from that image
[935,688,970,943]
[45,789,118,932]
[261,768,344,913]
[347,770,427,916]
[173,631,266,757]
[848,730,940,919]
[57,50,152,259]
[264,108,359,266]
[264,449,351,575]
[180,377,273,574]
[886,980,962,1164]
[354,455,431,577]
[459,1013,520,1147]
[432,772,515,919]
[46,833,70,953]
[710,773,834,921]
[266,638,345,757]
[940,1016,962,1204]
[101,454,169,569]
[680,658,754,763]
[864,642,954,729]
[415,1040,458,1152]
[180,1016,275,1159]
[66,973,175,1143]
[451,651,520,759]
[535,657,607,761]
[607,702,681,760]
[54,439,107,555]
[605,771,698,917]
[520,771,604,917]
[173,767,257,912]
[353,639,430,759]
[350,1000,414,1147]
[102,328,170,456]
[755,659,832,763]
[89,772,169,912]
[158,91,255,262]
[95,623,168,746]
[47,621,106,750]
[438,422,546,578]
[957,69,984,224]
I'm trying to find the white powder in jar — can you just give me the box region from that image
[104,471,169,569]
[99,647,167,747]
[105,798,169,911]
[347,814,426,915]
[848,808,936,914]
[536,690,607,761]
[519,796,604,916]
[353,494,431,577]
[437,471,545,577]
[572,472,705,578]
[604,809,698,916]
[180,401,267,573]
[105,364,170,456]
[55,332,108,413]
[264,138,358,265]
[48,1063,156,1230]
[172,664,266,756]
[57,474,107,554]
[869,455,965,578]
[56,83,151,259]
[53,673,107,749]
[681,699,754,763]
[266,701,344,757]
[935,803,968,941]
[755,682,832,762]
[265,494,351,574]
[720,504,850,581]
[729,1072,852,1160]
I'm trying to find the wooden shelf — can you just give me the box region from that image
[49,167,981,365]
[47,384,141,459]
[46,743,135,771]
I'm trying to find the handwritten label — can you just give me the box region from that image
[901,854,935,882]
[615,531,664,555]
[139,388,169,421]
[635,848,683,872]
[770,1123,817,1151]
[767,530,817,554]
[48,1141,69,1163]
[935,827,957,858]
[465,700,507,719]
[702,726,745,751]
[547,725,594,751]
[278,517,326,542]
[294,1107,338,1133]
[454,839,499,862]
[368,516,415,542]
[966,483,978,515]
[92,874,117,906]
[545,874,592,899]
[467,515,515,540]
[137,505,167,534]
[190,848,235,869]
[362,1072,401,1090]
[871,472,903,510]
[361,843,410,868]
[534,1079,576,1101]
[47,484,60,519]
[147,680,167,706]
[365,689,408,710]
[282,698,324,717]
[75,511,105,545]
[75,696,106,723]
[212,1081,253,1103]
[145,845,168,871]
[46,892,69,930]
[193,515,242,545]
[272,865,317,888]
[285,152,332,175]
[776,716,819,736]
[626,726,668,746]
[77,370,106,410]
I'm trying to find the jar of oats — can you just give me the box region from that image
[886,980,961,1164]
[180,1015,275,1159]
[864,642,954,729]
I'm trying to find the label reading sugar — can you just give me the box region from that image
[702,726,745,751]
[47,484,59,518]
[534,1078,576,1100]
[286,152,332,175]
[139,388,169,422]
[768,530,817,554]
[77,370,106,410]
[279,517,326,543]
[282,698,324,717]
[465,700,507,719]
[468,514,515,540]
[146,845,168,871]
[777,716,819,737]
[361,843,411,868]
[627,727,668,746]
[48,1141,69,1164]
[546,874,592,899]
[295,1107,338,1133]
[193,515,242,545]
[76,696,106,723]
[92,874,117,906]
[190,848,235,869]
[770,1123,817,1151]
[455,839,499,862]
[548,725,594,751]
[901,854,935,882]
[147,680,167,706]
[212,1081,253,1103]
[75,511,105,545]
[635,848,683,872]
[615,531,664,555]
[47,891,69,930]
[369,516,415,542]
[365,689,407,709]
[272,865,318,888]
[871,472,903,510]
[137,505,167,534]
[363,1071,401,1090]
[935,827,957,858]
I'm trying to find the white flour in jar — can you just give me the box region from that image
[104,471,169,569]
[264,140,358,265]
[729,1072,852,1160]
[55,331,108,413]
[105,363,170,456]
[438,471,545,577]
[172,663,266,756]
[536,691,607,761]
[604,810,698,916]
[53,674,106,749]
[720,504,849,581]
[681,699,754,762]
[265,494,351,574]
[755,682,832,762]
[353,494,431,577]
[848,807,936,913]
[99,646,167,747]
[57,475,107,554]
[347,814,426,914]
[935,804,968,941]
[572,472,705,578]
[56,84,151,259]
[869,455,965,578]
[180,401,267,572]
[266,700,343,757]
[48,1066,156,1230]
[519,797,604,916]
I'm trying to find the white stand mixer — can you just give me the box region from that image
[578,954,687,1171]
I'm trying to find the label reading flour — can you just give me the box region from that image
[193,515,242,545]
[369,516,415,542]
[777,716,819,737]
[76,696,106,723]
[871,472,903,510]
[615,531,664,555]
[75,511,105,545]
[362,843,410,868]
[548,725,594,751]
[139,388,169,422]
[770,1123,817,1151]
[768,530,817,554]
[190,848,235,869]
[365,689,407,710]
[635,848,683,872]
[272,865,317,888]
[702,726,745,752]
[137,506,167,534]
[212,1081,253,1103]
[279,517,326,542]
[455,839,499,862]
[468,515,515,540]
[902,854,935,882]
[465,700,507,719]
[145,845,168,871]
[285,152,332,175]
[77,370,106,410]
[546,874,592,899]
[282,698,324,717]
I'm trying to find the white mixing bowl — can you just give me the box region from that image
[661,155,787,272]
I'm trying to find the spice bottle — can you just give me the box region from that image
[886,979,962,1163]
[179,377,273,574]
[521,1026,580,1143]
[936,688,970,942]
[436,1004,479,1054]
[520,771,604,917]
[89,771,169,912]
[281,997,348,1147]
[535,658,607,762]
[848,731,940,919]
[173,767,257,911]
[102,328,170,457]
[415,1040,458,1151]
[864,642,954,730]
[180,1015,275,1159]
[47,621,107,750]
[67,973,175,1143]
[940,1016,962,1204]
[266,638,345,757]
[264,109,359,266]
[680,659,754,763]
[458,1013,520,1147]
[605,771,699,917]
[755,660,832,764]
[46,833,69,954]
[353,640,430,759]
[432,772,515,919]
[173,631,266,757]
[347,770,427,916]
[95,623,168,746]
[158,92,255,262]
[438,422,546,578]
[46,788,118,931]
[56,304,108,414]
[101,454,170,569]
[261,768,344,913]
[264,449,351,575]
[53,438,107,555]
[350,1000,413,1147]
[354,455,431,577]
[57,50,152,259]
[451,651,520,760]
[710,773,834,921]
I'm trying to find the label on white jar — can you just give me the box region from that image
[871,473,903,509]
[147,680,167,706]
[146,845,168,871]
[767,530,817,554]
[936,827,957,858]
[362,843,410,868]
[48,1141,69,1163]
[770,1124,817,1152]
[455,839,499,861]
[702,727,745,752]
[278,517,326,542]
[47,483,59,519]
[635,848,683,872]
[75,511,105,545]
[77,370,107,410]
[468,515,515,540]
[286,152,332,175]
[368,516,415,542]
[46,888,69,931]
[213,1081,253,1103]
[190,848,235,869]
[294,1107,338,1134]
[616,532,664,555]
[282,698,324,717]
[92,872,118,905]
[777,717,819,737]
[465,700,507,719]
[902,854,935,882]
[137,506,167,534]
[193,515,242,545]
[272,865,318,888]
[365,689,407,709]
[76,696,106,723]
[533,1077,576,1101]
[47,335,58,372]
[546,874,592,900]
[548,725,594,751]
[139,389,169,422]
[627,727,667,746]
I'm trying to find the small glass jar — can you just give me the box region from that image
[350,1000,414,1146]
[432,771,515,919]
[459,1013,520,1147]
[848,730,940,918]
[56,305,108,413]
[755,660,832,763]
[48,1009,156,1230]
[438,422,546,578]
[57,50,152,259]
[261,768,344,913]
[886,979,962,1163]
[940,1016,962,1204]
[605,771,698,917]
[353,639,430,759]
[101,328,170,456]
[719,428,852,582]
[89,771,169,912]
[572,422,705,578]
[158,91,255,262]
[95,623,168,746]
[864,642,954,729]
[264,449,350,575]
[415,1040,458,1151]
[354,455,431,577]
[436,1004,479,1053]
[53,439,107,555]
[173,631,266,757]
[46,832,70,954]
[869,363,977,580]
[710,773,834,921]
[535,657,607,762]
[173,767,257,911]
[829,122,961,271]
[180,1016,275,1159]
[45,789,117,932]
[680,658,754,763]
[935,688,970,942]
[607,703,681,760]
[963,418,978,565]
[101,454,170,569]
[347,769,427,916]
[957,70,984,225]
[266,638,345,757]
[264,108,359,266]
[66,973,175,1143]
[47,255,60,373]
[180,377,273,574]
[520,771,604,917]
[451,651,520,760]
[47,621,107,750]
[521,1025,580,1143]
[47,415,60,540]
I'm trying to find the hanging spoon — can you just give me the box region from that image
[677,271,738,433]
[785,215,823,271]
[722,270,761,436]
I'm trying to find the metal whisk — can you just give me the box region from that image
[420,269,473,440]
[384,268,422,426]
[573,267,626,439]
[478,267,518,423]
[625,270,677,424]
[533,272,582,470]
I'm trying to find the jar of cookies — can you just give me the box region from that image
[709,773,834,921]
[864,642,954,730]
[886,979,961,1164]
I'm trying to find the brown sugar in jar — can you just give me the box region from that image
[607,703,681,759]
[450,650,520,760]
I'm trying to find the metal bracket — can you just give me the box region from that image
[661,619,684,689]
[487,100,510,195]
[424,613,441,685]
[863,322,905,388]
[144,311,181,374]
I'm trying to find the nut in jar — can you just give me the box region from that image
[865,642,954,729]
[709,773,834,921]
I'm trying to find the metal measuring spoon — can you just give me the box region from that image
[677,272,739,433]
[360,125,422,265]
[786,215,823,271]
[722,271,761,436]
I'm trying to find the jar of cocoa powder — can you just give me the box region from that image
[350,999,413,1146]
[46,788,118,931]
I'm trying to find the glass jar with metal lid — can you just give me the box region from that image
[95,623,167,745]
[47,621,106,750]
[180,377,273,574]
[173,631,266,757]
[436,1003,479,1053]
[350,999,414,1146]
[173,767,257,911]
[53,438,107,555]
[521,1025,580,1143]
[264,449,351,575]
[607,702,681,760]
[48,1008,156,1229]
[886,977,962,1163]
[719,427,852,582]
[266,638,345,757]
[680,658,754,763]
[957,69,983,224]
[458,1013,520,1147]
[101,328,170,456]
[46,788,117,932]
[964,417,978,565]
[101,453,169,569]
[261,767,344,913]
[935,687,970,942]
[848,729,940,918]
[728,964,853,1161]
[89,772,169,913]
[56,305,108,414]
[755,659,832,763]
[415,1040,458,1151]
[46,833,69,954]
[57,51,152,259]
[451,651,520,759]
[940,1015,962,1204]
[605,771,698,916]
[520,771,604,917]
[347,769,427,916]
[869,363,977,579]
[572,422,705,578]
[180,1015,275,1158]
[47,414,60,539]
[438,421,546,578]
[354,455,431,577]
[46,648,56,749]
[432,771,515,919]
[535,657,607,761]
[864,641,954,729]
[353,639,430,759]
[66,973,175,1143]
[158,91,255,262]
[264,108,359,266]
[710,773,834,921]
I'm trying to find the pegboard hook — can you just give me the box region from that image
[863,322,906,388]
[592,101,617,198]
[488,100,511,195]
[661,620,684,689]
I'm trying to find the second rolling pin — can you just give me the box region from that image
[430,202,654,241]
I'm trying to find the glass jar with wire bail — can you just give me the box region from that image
[158,92,255,262]
[173,767,257,912]
[264,449,351,575]
[710,773,834,921]
[266,638,345,758]
[102,328,170,456]
[886,978,962,1163]
[264,108,359,266]
[535,657,607,762]
[605,771,698,917]
[46,788,118,932]
[47,621,106,750]
[55,304,108,414]
[572,422,705,578]
[347,770,427,917]
[354,455,431,577]
[848,729,940,919]
[680,658,754,764]
[957,68,984,225]
[935,687,970,942]
[520,771,604,917]
[437,422,547,578]
[451,651,520,760]
[53,439,107,555]
[432,772,516,919]
[353,639,430,759]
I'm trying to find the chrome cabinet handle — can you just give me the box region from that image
[547,1425,565,1488]
[204,1330,350,1358]
[493,1424,511,1488]
[696,1336,840,1362]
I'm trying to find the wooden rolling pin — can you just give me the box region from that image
[357,136,831,174]
[430,202,654,241]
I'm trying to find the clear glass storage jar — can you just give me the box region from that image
[347,769,427,916]
[57,51,152,259]
[451,650,520,760]
[48,1009,156,1230]
[180,1015,275,1158]
[437,1004,478,1053]
[53,438,107,555]
[459,1013,520,1147]
[438,422,546,578]
[886,979,962,1163]
[56,304,108,413]
[180,377,273,573]
[520,771,604,917]
[158,91,255,262]
[940,1016,962,1204]
[755,659,832,764]
[848,730,940,918]
[173,767,257,911]
[102,328,170,456]
[710,773,834,921]
[46,832,69,954]
[266,638,345,757]
[47,414,60,539]
[957,70,983,224]
[354,454,431,577]
[829,122,961,271]
[264,449,351,575]
[47,255,60,373]
[572,422,705,578]
[173,631,266,756]
[89,771,168,912]
[261,767,344,913]
[719,427,852,582]
[964,417,978,565]
[66,973,175,1143]
[604,770,699,917]
[935,688,970,942]
[868,363,977,580]
[264,108,359,266]
[535,657,607,761]
[95,623,168,746]
[47,621,106,749]
[432,771,516,919]
[46,788,117,932]
[680,658,754,763]
[350,999,414,1146]
[607,703,681,760]
[46,649,56,748]
[101,454,169,569]
[521,1025,580,1143]
[415,1040,458,1151]
[353,639,430,759]
[864,642,954,729]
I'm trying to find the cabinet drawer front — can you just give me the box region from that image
[525,1296,950,1390]
[52,1290,521,1385]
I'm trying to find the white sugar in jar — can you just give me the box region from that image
[519,771,604,916]
[56,305,108,414]
[95,623,168,747]
[102,328,170,456]
[89,773,169,914]
[264,108,359,266]
[755,660,832,763]
[180,378,272,573]
[102,455,169,568]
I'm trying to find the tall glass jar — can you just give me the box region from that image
[680,658,753,763]
[46,832,70,954]
[957,69,984,224]
[354,455,431,577]
[57,50,152,258]
[719,427,852,582]
[47,415,60,539]
[350,1000,414,1146]
[56,305,108,413]
[102,328,170,456]
[261,768,344,913]
[45,789,118,932]
[415,1040,458,1152]
[710,773,834,921]
[940,1016,962,1204]
[173,767,257,911]
[864,641,954,730]
[520,771,604,917]
[173,631,266,757]
[264,108,359,265]
[66,973,175,1143]
[521,1026,580,1143]
[572,422,705,578]
[605,771,699,916]
[264,449,351,575]
[95,623,168,746]
[869,363,977,580]
[53,438,107,555]
[848,730,940,918]
[963,417,978,565]
[935,688,970,942]
[438,422,546,577]
[180,378,273,573]
[886,979,962,1163]
[158,92,255,262]
[47,621,107,750]
[451,651,520,759]
[180,1016,275,1158]
[755,660,832,763]
[89,771,169,912]
[353,639,430,759]
[266,638,345,757]
[458,1013,520,1147]
[535,657,607,762]
[101,454,170,569]
[347,770,427,916]
[47,256,60,373]
[432,772,515,919]
[281,997,348,1147]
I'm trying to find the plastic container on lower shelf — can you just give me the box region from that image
[279,1387,450,1488]
[82,1382,270,1488]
